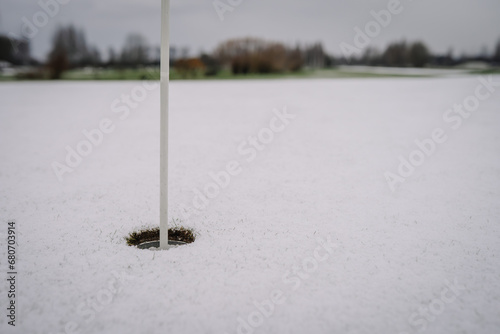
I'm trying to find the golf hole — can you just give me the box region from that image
[126,227,195,250]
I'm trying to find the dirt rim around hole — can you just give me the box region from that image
[126,227,195,246]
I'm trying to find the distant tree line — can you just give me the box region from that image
[342,41,431,67]
[342,39,500,68]
[2,27,500,80]
[173,37,500,76]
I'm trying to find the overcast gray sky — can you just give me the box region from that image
[1,0,499,61]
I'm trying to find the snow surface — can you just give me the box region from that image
[0,77,499,334]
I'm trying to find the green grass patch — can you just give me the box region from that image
[469,68,500,75]
[62,68,160,81]
[0,75,16,82]
[5,66,495,82]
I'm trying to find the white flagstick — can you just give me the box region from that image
[159,0,170,250]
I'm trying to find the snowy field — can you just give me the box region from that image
[1,76,500,334]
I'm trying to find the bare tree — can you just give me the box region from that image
[107,47,118,67]
[303,43,327,68]
[214,37,304,74]
[0,35,31,65]
[382,40,409,67]
[47,26,71,79]
[47,45,69,80]
[120,33,149,67]
[361,47,381,66]
[494,39,500,64]
[46,25,102,78]
[409,41,430,68]
[286,46,304,72]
